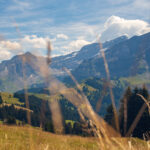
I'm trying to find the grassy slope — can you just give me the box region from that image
[0,125,148,150]
[0,92,24,105]
[0,92,34,112]
[0,125,98,150]
[120,73,150,86]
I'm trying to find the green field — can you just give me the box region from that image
[0,92,24,105]
[120,73,150,86]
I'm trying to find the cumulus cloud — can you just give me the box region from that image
[0,50,11,61]
[0,40,22,61]
[0,35,56,61]
[0,41,21,50]
[0,35,90,60]
[1,16,150,61]
[56,34,68,40]
[0,35,51,55]
[21,35,50,49]
[101,16,150,41]
[63,39,90,52]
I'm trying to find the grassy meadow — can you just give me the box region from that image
[0,125,149,150]
[0,125,99,150]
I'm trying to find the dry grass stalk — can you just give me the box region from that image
[48,97,64,133]
[12,20,31,124]
[40,100,46,128]
[63,67,90,107]
[98,40,120,133]
[77,108,86,122]
[27,40,122,150]
[63,67,122,149]
[96,80,108,112]
[124,98,127,135]
[22,45,36,150]
[22,60,31,124]
[46,41,64,134]
[111,138,126,150]
[23,41,64,134]
[128,140,132,149]
[147,141,150,149]
[125,94,150,137]
[47,41,52,65]
[125,102,147,137]
[63,67,107,147]
[12,21,36,150]
[137,94,150,115]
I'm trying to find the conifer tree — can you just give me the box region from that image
[0,94,3,104]
[119,86,132,135]
[104,104,114,126]
[119,86,150,138]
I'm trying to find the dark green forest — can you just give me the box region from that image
[105,86,150,139]
[0,78,150,138]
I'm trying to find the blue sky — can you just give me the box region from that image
[0,0,150,60]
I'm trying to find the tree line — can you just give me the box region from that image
[1,85,150,138]
[105,86,150,139]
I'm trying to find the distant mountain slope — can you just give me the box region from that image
[0,35,128,92]
[0,52,44,92]
[71,32,150,81]
[51,35,128,70]
[1,32,150,92]
[16,77,125,116]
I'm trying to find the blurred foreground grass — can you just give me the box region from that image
[0,125,98,150]
[0,125,149,150]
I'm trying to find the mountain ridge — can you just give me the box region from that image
[71,32,150,81]
[0,33,149,92]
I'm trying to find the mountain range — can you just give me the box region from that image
[72,32,150,81]
[0,32,150,92]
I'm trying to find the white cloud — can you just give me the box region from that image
[0,40,21,51]
[47,22,100,54]
[0,35,51,55]
[0,50,11,61]
[1,15,150,61]
[22,35,48,49]
[0,35,90,60]
[56,34,68,40]
[101,16,150,41]
[0,35,56,61]
[133,0,150,10]
[0,40,22,61]
[63,39,90,53]
[21,35,56,49]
